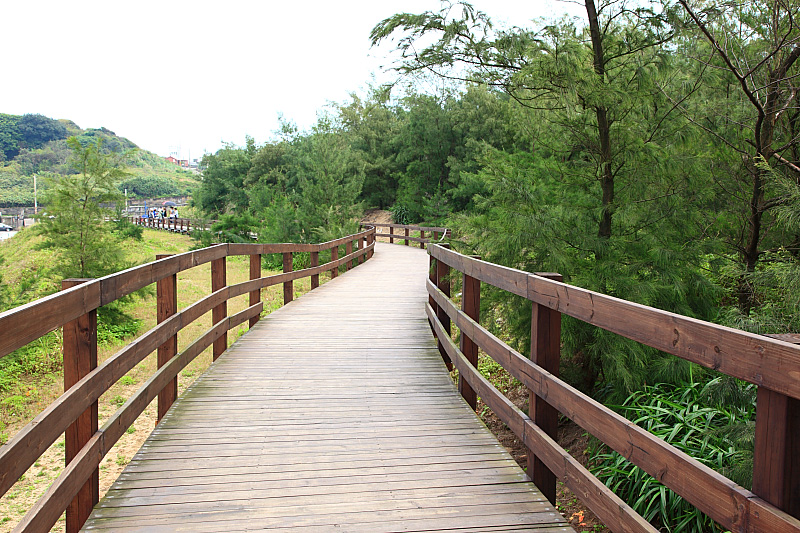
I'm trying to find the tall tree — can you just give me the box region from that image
[36,137,130,278]
[676,0,800,315]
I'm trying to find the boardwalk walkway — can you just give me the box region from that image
[83,243,568,532]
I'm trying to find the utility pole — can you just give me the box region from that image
[33,174,38,215]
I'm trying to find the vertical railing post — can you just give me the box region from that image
[61,278,98,533]
[389,226,394,244]
[753,388,800,518]
[346,240,353,271]
[404,227,410,246]
[428,250,438,333]
[354,235,361,265]
[460,257,480,410]
[420,230,425,249]
[528,272,562,506]
[436,243,453,371]
[283,252,293,304]
[211,256,227,361]
[330,246,339,279]
[249,252,261,328]
[368,229,375,259]
[155,255,177,424]
[311,250,320,289]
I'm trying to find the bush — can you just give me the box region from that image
[589,380,755,532]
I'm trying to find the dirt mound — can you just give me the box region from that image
[362,209,393,225]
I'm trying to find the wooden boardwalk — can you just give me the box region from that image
[83,243,568,532]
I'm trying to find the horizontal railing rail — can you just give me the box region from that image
[364,222,450,248]
[426,243,800,533]
[0,227,376,533]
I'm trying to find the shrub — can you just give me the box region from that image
[589,380,755,532]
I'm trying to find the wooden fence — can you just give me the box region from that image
[366,222,450,248]
[427,243,800,532]
[0,228,376,533]
[128,216,201,234]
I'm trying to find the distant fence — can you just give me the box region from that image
[363,223,450,248]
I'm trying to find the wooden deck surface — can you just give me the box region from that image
[83,243,569,532]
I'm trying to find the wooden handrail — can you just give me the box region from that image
[0,228,376,533]
[426,243,800,532]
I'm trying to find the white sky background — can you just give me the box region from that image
[1,1,582,159]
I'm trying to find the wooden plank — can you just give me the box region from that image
[248,253,261,328]
[211,257,226,361]
[61,279,99,533]
[460,267,480,410]
[155,255,178,423]
[529,273,561,506]
[753,387,800,518]
[282,252,293,304]
[310,251,319,289]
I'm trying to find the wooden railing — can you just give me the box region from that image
[128,215,201,234]
[0,228,376,533]
[426,243,800,533]
[365,222,450,248]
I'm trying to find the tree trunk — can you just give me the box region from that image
[585,0,615,244]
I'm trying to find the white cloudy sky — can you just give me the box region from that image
[1,1,581,159]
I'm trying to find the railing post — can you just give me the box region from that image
[389,226,394,244]
[420,230,425,249]
[330,246,339,279]
[283,252,293,304]
[311,250,320,289]
[528,272,562,506]
[460,257,480,410]
[211,256,227,361]
[249,253,261,328]
[354,236,361,265]
[155,255,177,424]
[429,251,438,333]
[61,278,98,533]
[346,240,353,271]
[368,230,375,259]
[436,243,453,371]
[404,227,410,246]
[753,388,800,518]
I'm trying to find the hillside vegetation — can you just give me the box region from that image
[0,113,198,207]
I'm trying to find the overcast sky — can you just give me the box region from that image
[1,1,581,159]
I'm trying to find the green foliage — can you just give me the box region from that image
[390,203,412,225]
[119,175,186,198]
[0,113,22,161]
[590,380,755,531]
[18,114,68,149]
[0,332,62,393]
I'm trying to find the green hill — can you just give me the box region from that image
[0,113,198,207]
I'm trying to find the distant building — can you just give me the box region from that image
[165,156,189,168]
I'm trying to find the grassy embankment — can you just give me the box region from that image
[0,226,318,531]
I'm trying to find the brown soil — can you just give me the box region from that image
[473,379,609,532]
[361,208,393,225]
